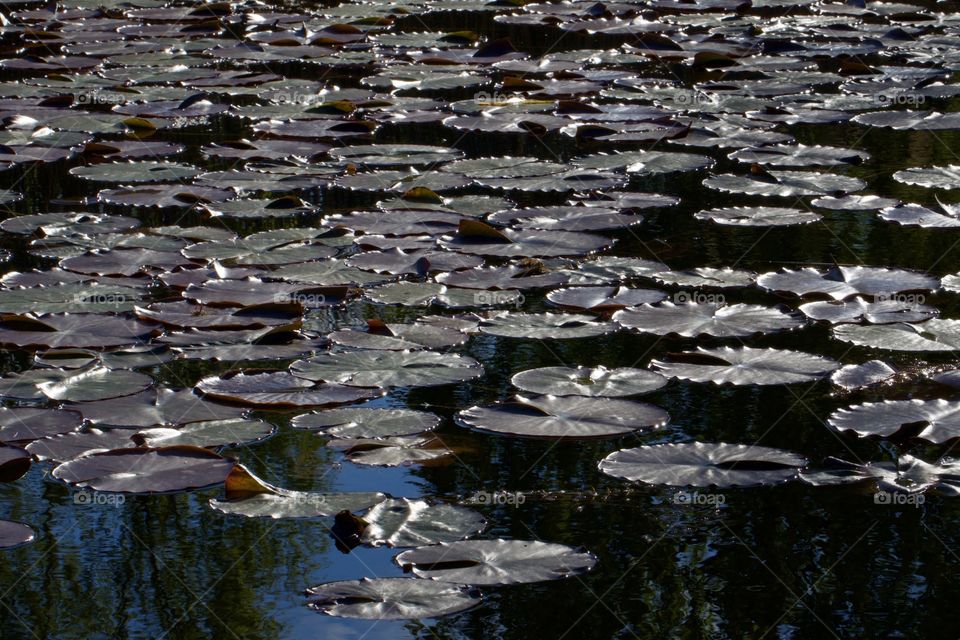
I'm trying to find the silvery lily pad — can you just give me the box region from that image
[196,370,380,407]
[799,297,937,324]
[394,539,597,585]
[614,302,804,337]
[38,366,153,402]
[362,498,485,547]
[800,455,960,495]
[478,312,616,339]
[893,165,960,189]
[829,399,960,444]
[70,161,200,183]
[704,171,865,197]
[52,445,235,494]
[832,319,960,351]
[728,144,868,167]
[305,578,480,620]
[546,286,666,310]
[292,351,483,388]
[757,266,938,300]
[457,395,668,438]
[0,407,82,443]
[651,347,838,385]
[599,442,807,487]
[651,267,756,288]
[694,206,821,226]
[831,361,896,390]
[511,366,666,397]
[291,408,440,439]
[209,465,385,519]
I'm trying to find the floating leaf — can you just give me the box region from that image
[829,399,960,443]
[833,319,960,351]
[0,407,82,443]
[599,442,807,488]
[292,351,483,388]
[478,312,616,339]
[395,539,597,585]
[651,347,838,385]
[511,366,666,397]
[209,465,385,519]
[457,395,668,438]
[362,498,485,547]
[614,302,803,337]
[197,371,379,407]
[0,444,30,482]
[305,578,480,620]
[291,408,441,439]
[831,361,896,391]
[52,445,235,494]
[694,206,821,227]
[37,367,153,402]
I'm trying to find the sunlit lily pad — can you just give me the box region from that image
[291,408,440,439]
[209,465,385,519]
[829,399,960,443]
[395,539,597,585]
[511,366,666,397]
[52,445,235,494]
[694,206,821,226]
[614,302,804,337]
[599,442,807,487]
[478,312,616,339]
[832,319,960,351]
[651,347,838,385]
[457,395,668,438]
[197,370,380,407]
[292,351,483,388]
[362,498,485,547]
[305,578,480,620]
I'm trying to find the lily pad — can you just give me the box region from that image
[291,408,441,439]
[651,347,838,385]
[828,390,960,440]
[614,302,804,337]
[599,442,808,487]
[395,539,597,585]
[52,445,235,494]
[362,498,485,547]
[292,351,483,388]
[457,395,668,438]
[478,312,617,339]
[305,578,481,620]
[209,465,385,519]
[511,366,666,397]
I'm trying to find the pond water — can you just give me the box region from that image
[1,0,960,638]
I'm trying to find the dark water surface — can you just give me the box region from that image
[2,0,960,638]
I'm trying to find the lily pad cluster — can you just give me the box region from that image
[2,0,960,630]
